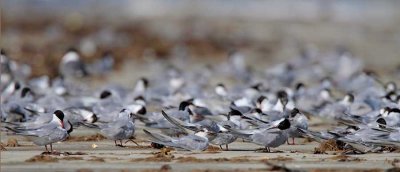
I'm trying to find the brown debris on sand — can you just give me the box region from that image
[206,145,223,153]
[389,159,400,167]
[264,161,294,172]
[314,139,345,154]
[192,169,267,172]
[88,156,105,162]
[76,169,94,172]
[59,156,84,161]
[66,133,107,142]
[175,156,271,163]
[382,146,398,153]
[302,137,314,144]
[0,142,6,151]
[268,156,294,161]
[41,151,87,156]
[25,155,59,162]
[327,154,366,162]
[130,148,175,162]
[6,138,19,147]
[138,165,172,172]
[125,145,152,149]
[176,156,234,163]
[160,164,172,171]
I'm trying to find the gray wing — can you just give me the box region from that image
[175,135,209,151]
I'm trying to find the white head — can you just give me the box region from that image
[320,89,331,101]
[61,50,80,64]
[215,83,227,97]
[342,94,354,105]
[380,107,390,117]
[134,77,148,94]
[80,109,97,123]
[385,82,397,92]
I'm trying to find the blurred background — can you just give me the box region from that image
[2,0,400,78]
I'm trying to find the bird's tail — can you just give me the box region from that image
[161,110,195,134]
[143,129,175,147]
[222,125,252,139]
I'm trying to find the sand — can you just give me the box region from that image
[1,124,399,172]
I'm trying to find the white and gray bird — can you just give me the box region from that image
[5,110,68,153]
[88,109,137,147]
[224,118,291,152]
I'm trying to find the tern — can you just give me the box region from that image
[5,110,68,152]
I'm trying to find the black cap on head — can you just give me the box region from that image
[277,118,291,130]
[376,118,386,129]
[66,47,78,53]
[21,87,32,98]
[277,90,288,105]
[14,82,21,90]
[345,93,354,103]
[254,108,262,114]
[92,114,98,123]
[295,82,305,91]
[348,125,360,131]
[383,107,391,113]
[257,96,266,104]
[229,109,243,117]
[277,90,288,99]
[137,106,147,115]
[290,108,300,118]
[216,83,225,87]
[134,96,145,102]
[179,101,191,111]
[251,83,262,91]
[120,108,127,113]
[139,77,149,87]
[100,90,112,99]
[54,110,65,121]
[1,49,6,55]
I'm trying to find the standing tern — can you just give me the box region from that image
[5,110,68,153]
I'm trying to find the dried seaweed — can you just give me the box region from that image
[66,133,106,142]
[25,155,58,162]
[6,138,19,147]
[327,154,366,162]
[314,139,345,154]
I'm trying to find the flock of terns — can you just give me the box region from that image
[1,48,400,154]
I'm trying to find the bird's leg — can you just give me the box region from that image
[225,144,229,151]
[264,146,270,153]
[287,139,291,145]
[125,139,140,146]
[45,145,49,153]
[219,145,223,150]
[115,140,125,147]
[50,144,53,153]
[292,137,295,145]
